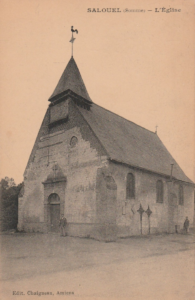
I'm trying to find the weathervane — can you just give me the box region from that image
[69,26,78,57]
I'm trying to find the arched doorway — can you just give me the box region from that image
[48,193,60,232]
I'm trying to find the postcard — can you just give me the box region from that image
[0,1,194,300]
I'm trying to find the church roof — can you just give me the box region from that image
[77,104,193,184]
[49,57,92,102]
[47,56,192,184]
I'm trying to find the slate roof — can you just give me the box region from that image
[77,104,193,184]
[49,57,92,102]
[49,57,193,184]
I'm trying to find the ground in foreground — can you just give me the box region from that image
[0,232,195,300]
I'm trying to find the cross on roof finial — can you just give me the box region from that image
[155,125,158,134]
[69,26,78,57]
[52,163,58,179]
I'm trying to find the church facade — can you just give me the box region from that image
[18,57,194,241]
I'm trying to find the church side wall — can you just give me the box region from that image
[108,161,194,237]
[18,99,108,235]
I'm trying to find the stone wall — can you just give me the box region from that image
[107,161,194,237]
[18,99,108,235]
[94,168,117,241]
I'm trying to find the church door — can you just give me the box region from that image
[48,193,61,232]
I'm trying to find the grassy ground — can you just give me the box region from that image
[0,232,195,300]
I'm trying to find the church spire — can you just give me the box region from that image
[49,57,92,103]
[49,28,92,106]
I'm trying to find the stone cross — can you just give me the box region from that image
[137,204,145,235]
[145,205,152,234]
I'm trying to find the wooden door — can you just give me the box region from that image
[50,204,60,232]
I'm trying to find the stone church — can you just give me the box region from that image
[18,55,194,241]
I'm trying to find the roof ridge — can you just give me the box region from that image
[92,102,156,135]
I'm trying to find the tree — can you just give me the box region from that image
[0,177,22,231]
[1,177,16,190]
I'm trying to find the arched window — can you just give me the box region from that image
[179,185,184,205]
[70,136,78,148]
[156,180,163,203]
[126,173,135,199]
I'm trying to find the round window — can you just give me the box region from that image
[70,136,78,147]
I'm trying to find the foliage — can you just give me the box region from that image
[0,177,23,231]
[1,177,16,189]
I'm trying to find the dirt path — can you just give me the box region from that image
[1,233,195,300]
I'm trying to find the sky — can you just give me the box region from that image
[0,0,194,184]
